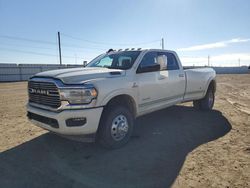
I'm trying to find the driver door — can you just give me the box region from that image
[135,51,166,114]
[136,51,185,115]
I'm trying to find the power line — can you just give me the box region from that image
[62,43,106,50]
[61,33,161,46]
[0,47,80,59]
[0,34,106,50]
[0,44,104,58]
[0,34,160,50]
[0,43,56,50]
[0,35,57,45]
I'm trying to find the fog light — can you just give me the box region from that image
[66,117,87,127]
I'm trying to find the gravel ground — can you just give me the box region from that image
[0,74,249,188]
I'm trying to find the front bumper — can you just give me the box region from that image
[27,104,103,135]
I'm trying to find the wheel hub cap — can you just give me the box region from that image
[111,115,129,141]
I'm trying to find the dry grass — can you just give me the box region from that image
[0,74,249,187]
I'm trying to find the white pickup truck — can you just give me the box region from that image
[27,49,216,148]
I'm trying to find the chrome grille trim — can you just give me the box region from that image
[27,77,98,112]
[28,80,61,108]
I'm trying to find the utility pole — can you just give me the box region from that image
[75,54,77,64]
[161,38,164,50]
[208,55,210,67]
[238,58,241,67]
[58,31,62,65]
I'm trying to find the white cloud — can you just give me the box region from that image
[178,38,250,51]
[180,56,207,63]
[212,53,250,61]
[180,53,250,66]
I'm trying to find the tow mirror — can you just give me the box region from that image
[137,64,160,73]
[83,61,87,67]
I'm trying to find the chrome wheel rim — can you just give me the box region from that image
[111,115,129,141]
[208,91,214,108]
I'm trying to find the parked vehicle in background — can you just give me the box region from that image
[27,49,216,148]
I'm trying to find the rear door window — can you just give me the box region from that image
[158,52,179,70]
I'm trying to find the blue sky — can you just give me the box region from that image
[0,0,250,66]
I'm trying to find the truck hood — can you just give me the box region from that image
[34,67,125,84]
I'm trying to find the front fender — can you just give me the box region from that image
[99,88,138,111]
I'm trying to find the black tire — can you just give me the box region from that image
[193,87,215,111]
[97,106,134,149]
[193,100,201,110]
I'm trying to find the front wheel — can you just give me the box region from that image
[193,87,215,110]
[97,106,134,149]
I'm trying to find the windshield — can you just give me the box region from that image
[87,51,141,70]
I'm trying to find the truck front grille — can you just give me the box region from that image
[28,81,61,108]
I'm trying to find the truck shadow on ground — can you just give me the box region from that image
[0,105,231,188]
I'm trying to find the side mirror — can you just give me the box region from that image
[137,64,160,73]
[83,61,88,67]
[157,55,167,70]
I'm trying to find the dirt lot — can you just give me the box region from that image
[0,74,249,188]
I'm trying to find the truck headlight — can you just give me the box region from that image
[59,87,98,104]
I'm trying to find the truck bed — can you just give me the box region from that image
[183,68,216,101]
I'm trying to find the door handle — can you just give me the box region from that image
[132,82,138,88]
[158,77,165,80]
[179,74,184,78]
[158,75,166,80]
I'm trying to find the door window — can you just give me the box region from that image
[136,52,159,73]
[137,51,180,72]
[160,52,179,70]
[139,52,158,68]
